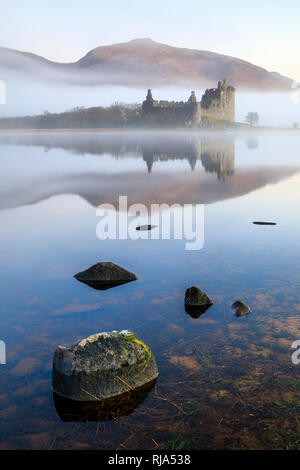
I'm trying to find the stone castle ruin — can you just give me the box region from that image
[142,79,235,126]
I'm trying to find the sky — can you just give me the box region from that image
[0,0,300,82]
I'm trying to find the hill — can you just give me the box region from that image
[0,38,295,91]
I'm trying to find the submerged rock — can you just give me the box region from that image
[53,380,155,422]
[232,300,251,317]
[136,225,157,231]
[184,286,213,317]
[52,330,158,401]
[74,262,137,290]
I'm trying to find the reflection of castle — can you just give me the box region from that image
[142,137,235,180]
[142,79,235,126]
[200,140,235,181]
[0,132,235,180]
[141,139,200,172]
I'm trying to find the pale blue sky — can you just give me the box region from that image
[1,0,300,81]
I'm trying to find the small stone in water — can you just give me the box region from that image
[185,286,213,307]
[253,221,276,225]
[232,300,251,317]
[184,286,213,318]
[136,225,157,231]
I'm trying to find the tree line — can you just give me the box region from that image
[0,103,143,129]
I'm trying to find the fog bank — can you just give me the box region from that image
[0,69,299,127]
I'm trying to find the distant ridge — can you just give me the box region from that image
[0,38,295,91]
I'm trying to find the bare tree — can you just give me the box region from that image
[245,112,259,127]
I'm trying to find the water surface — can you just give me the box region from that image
[1,130,300,450]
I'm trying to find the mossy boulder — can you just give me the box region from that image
[52,330,158,401]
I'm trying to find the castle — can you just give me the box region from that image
[142,79,235,126]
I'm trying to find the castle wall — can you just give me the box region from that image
[142,80,235,126]
[142,92,201,126]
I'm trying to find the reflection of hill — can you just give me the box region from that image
[0,166,298,211]
[0,132,298,211]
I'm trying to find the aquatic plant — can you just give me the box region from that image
[166,424,196,450]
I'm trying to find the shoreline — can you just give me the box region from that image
[0,127,299,133]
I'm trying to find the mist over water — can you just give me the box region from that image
[0,67,299,127]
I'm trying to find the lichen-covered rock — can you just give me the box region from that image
[232,300,251,317]
[184,286,213,316]
[74,262,137,290]
[52,330,158,401]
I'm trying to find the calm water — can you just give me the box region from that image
[1,130,300,450]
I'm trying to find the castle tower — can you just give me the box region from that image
[221,79,227,90]
[201,79,235,123]
[187,91,201,126]
[188,91,197,103]
[146,89,154,102]
[142,89,155,115]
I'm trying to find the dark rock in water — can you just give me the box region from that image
[53,380,155,422]
[52,330,158,401]
[74,262,137,290]
[253,221,277,225]
[232,300,251,317]
[136,225,157,231]
[184,287,213,318]
[185,286,213,312]
[185,303,212,318]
